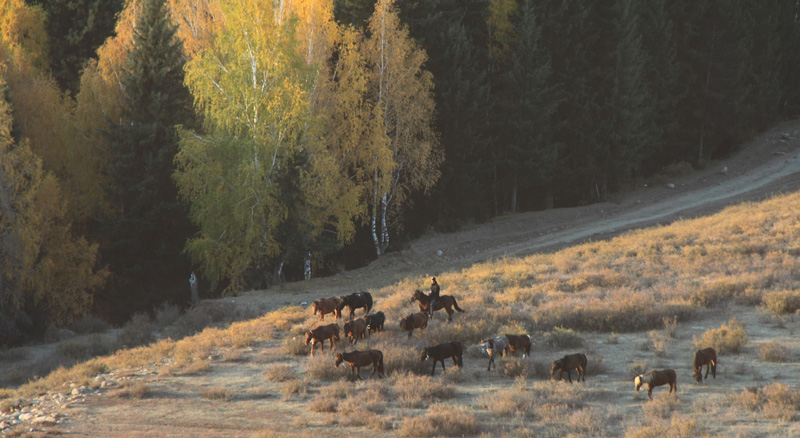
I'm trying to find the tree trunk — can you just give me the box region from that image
[371,173,382,256]
[380,193,389,253]
[304,251,312,280]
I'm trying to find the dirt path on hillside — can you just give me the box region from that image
[230,120,800,312]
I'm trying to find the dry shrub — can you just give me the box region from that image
[265,364,296,382]
[179,358,211,375]
[56,334,117,363]
[380,342,429,376]
[426,320,491,345]
[308,394,337,413]
[283,335,310,356]
[692,280,745,307]
[118,312,155,348]
[625,415,699,438]
[567,407,606,434]
[116,381,149,399]
[648,331,670,358]
[641,392,680,419]
[662,316,678,338]
[201,386,231,401]
[441,367,466,384]
[393,373,455,408]
[544,326,584,349]
[727,387,760,412]
[479,388,535,418]
[693,318,747,354]
[762,289,800,315]
[502,357,531,378]
[306,354,348,380]
[759,340,789,362]
[221,349,245,362]
[399,403,479,437]
[280,378,307,398]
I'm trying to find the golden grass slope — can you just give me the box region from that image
[10,190,800,436]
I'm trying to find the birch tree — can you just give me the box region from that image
[362,0,440,255]
[175,0,359,292]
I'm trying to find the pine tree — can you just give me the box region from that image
[499,0,559,213]
[402,0,494,228]
[101,0,194,318]
[34,0,124,95]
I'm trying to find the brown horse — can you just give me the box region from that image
[505,334,533,358]
[399,312,428,339]
[343,318,367,345]
[338,291,373,320]
[693,348,717,383]
[312,297,341,320]
[335,350,385,381]
[635,369,677,399]
[551,353,588,383]
[304,324,339,356]
[410,289,465,322]
[420,341,463,376]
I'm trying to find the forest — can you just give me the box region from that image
[0,0,798,344]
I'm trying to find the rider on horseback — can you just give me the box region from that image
[428,277,440,318]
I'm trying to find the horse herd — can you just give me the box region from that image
[304,290,719,400]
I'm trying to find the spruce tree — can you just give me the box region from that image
[101,0,194,319]
[499,0,559,213]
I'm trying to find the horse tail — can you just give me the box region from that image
[452,298,465,313]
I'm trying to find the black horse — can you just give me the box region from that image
[338,291,373,320]
[365,311,385,336]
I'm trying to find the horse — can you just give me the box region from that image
[505,334,533,358]
[343,318,367,345]
[338,291,373,320]
[312,297,341,320]
[399,312,428,339]
[420,341,463,376]
[693,347,717,383]
[304,323,340,356]
[480,336,510,371]
[410,289,465,322]
[335,350,385,381]
[365,311,385,336]
[635,369,677,399]
[551,353,588,383]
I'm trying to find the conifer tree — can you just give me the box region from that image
[499,0,559,213]
[101,0,194,317]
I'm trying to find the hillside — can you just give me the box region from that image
[3,120,800,436]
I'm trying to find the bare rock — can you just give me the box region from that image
[720,166,728,175]
[665,183,675,189]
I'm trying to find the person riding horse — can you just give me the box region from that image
[428,277,440,318]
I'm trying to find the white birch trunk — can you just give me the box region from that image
[304,251,312,280]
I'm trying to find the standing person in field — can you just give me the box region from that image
[428,277,440,318]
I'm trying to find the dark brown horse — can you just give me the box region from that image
[304,324,339,356]
[551,353,588,383]
[338,291,373,320]
[312,297,341,320]
[693,347,717,383]
[635,369,677,399]
[410,289,465,322]
[343,318,367,345]
[365,311,385,336]
[335,350,385,381]
[399,312,428,339]
[505,334,533,358]
[420,341,463,376]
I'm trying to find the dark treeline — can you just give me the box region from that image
[3,0,799,342]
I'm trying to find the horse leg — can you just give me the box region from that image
[487,355,493,371]
[310,341,315,357]
[431,361,437,376]
[441,359,446,373]
[711,361,716,379]
[579,366,585,382]
[446,307,453,322]
[647,387,653,400]
[566,370,573,383]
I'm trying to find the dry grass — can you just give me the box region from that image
[200,386,232,401]
[115,381,149,399]
[13,189,800,436]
